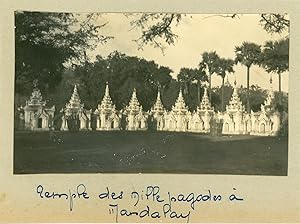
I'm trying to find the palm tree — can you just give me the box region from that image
[178,67,208,104]
[199,51,220,102]
[216,58,235,111]
[235,42,261,113]
[261,38,289,106]
[177,68,196,95]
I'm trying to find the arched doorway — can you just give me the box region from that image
[260,123,266,133]
[224,123,229,132]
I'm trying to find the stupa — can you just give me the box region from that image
[61,84,92,131]
[124,88,148,130]
[164,88,189,132]
[222,81,246,134]
[94,83,121,130]
[226,82,245,113]
[150,88,166,130]
[250,75,280,136]
[191,87,214,132]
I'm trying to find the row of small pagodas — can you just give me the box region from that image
[59,82,216,132]
[18,79,282,136]
[59,80,281,136]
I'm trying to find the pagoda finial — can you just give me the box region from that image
[233,80,238,97]
[105,82,110,96]
[157,88,161,100]
[73,84,78,95]
[33,79,39,89]
[263,74,275,108]
[178,87,183,98]
[203,86,208,97]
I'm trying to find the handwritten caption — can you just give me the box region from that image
[36,184,243,222]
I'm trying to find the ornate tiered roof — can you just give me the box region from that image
[151,89,165,114]
[96,83,116,113]
[125,88,143,113]
[197,87,214,112]
[172,88,188,113]
[26,87,46,107]
[226,82,245,112]
[65,84,84,110]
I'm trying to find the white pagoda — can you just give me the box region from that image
[61,84,92,131]
[221,82,246,134]
[150,88,166,130]
[21,84,55,131]
[124,88,148,130]
[250,76,280,136]
[189,87,214,132]
[164,88,189,132]
[94,83,121,130]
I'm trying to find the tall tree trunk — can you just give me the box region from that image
[184,82,189,95]
[221,77,225,112]
[278,73,282,106]
[209,73,212,102]
[246,66,250,113]
[197,80,201,104]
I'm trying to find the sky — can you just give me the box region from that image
[86,13,289,92]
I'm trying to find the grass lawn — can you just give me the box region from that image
[14,131,288,175]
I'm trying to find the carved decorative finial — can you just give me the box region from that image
[105,82,109,96]
[33,79,39,89]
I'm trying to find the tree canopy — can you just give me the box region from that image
[15,11,111,95]
[129,13,289,51]
[74,51,173,111]
[261,38,289,75]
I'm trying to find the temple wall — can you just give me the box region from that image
[17,84,284,136]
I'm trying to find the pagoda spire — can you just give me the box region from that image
[66,84,83,110]
[151,88,165,114]
[266,74,275,104]
[126,88,142,113]
[226,81,245,112]
[172,87,188,113]
[97,82,115,112]
[198,87,213,111]
[261,74,275,111]
[71,84,80,102]
[129,88,140,106]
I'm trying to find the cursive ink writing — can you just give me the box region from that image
[36,184,89,211]
[35,184,244,222]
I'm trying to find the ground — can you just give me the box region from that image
[14,131,288,175]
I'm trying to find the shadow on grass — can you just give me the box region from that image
[14,130,288,176]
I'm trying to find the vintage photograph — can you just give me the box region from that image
[14,12,289,175]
